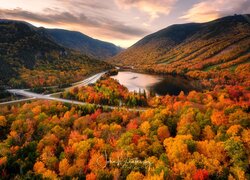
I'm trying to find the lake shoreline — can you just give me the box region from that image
[110,70,203,96]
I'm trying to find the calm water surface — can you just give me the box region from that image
[111,71,201,96]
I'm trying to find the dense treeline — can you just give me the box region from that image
[146,63,250,88]
[62,77,148,107]
[17,54,111,88]
[0,84,249,179]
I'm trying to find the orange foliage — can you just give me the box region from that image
[33,161,46,174]
[126,118,138,130]
[0,116,7,127]
[211,110,228,126]
[88,153,107,172]
[127,171,144,180]
[202,126,215,140]
[59,158,70,176]
[86,172,97,180]
[157,125,170,141]
[196,140,226,163]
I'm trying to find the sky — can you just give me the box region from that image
[0,0,249,47]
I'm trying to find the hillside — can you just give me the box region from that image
[44,29,123,59]
[109,15,250,86]
[0,20,111,88]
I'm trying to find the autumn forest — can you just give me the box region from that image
[0,12,250,180]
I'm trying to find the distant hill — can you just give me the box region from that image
[0,20,111,88]
[109,14,250,75]
[44,29,123,59]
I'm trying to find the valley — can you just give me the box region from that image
[0,13,249,180]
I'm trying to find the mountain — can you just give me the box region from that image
[43,29,123,59]
[109,14,250,75]
[0,20,111,88]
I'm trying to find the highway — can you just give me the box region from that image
[5,89,145,112]
[68,71,107,89]
[1,71,146,112]
[47,71,107,97]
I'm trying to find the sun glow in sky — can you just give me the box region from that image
[0,0,249,47]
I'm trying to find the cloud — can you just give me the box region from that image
[115,0,177,19]
[0,7,148,39]
[181,0,250,22]
[0,8,99,26]
[57,0,111,10]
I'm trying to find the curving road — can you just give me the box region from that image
[1,72,106,106]
[1,71,147,112]
[69,71,107,89]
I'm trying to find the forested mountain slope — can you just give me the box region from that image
[44,29,123,59]
[0,20,111,88]
[109,14,250,87]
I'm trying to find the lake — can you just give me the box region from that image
[111,71,201,96]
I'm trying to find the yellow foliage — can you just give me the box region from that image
[110,124,122,132]
[230,166,247,180]
[173,161,196,180]
[72,140,91,159]
[177,108,195,131]
[196,140,226,163]
[59,158,70,176]
[164,135,192,163]
[127,171,145,180]
[140,121,151,135]
[192,152,223,174]
[145,170,164,180]
[241,129,250,150]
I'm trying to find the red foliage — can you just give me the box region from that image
[90,109,102,120]
[227,86,243,101]
[193,169,209,180]
[132,134,140,145]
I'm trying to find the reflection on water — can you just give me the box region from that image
[111,71,201,96]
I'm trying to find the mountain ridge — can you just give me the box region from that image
[44,28,123,59]
[109,14,250,68]
[0,19,123,60]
